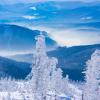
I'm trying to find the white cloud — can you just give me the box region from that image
[47,28,100,47]
[30,6,37,10]
[81,16,93,20]
[0,50,32,57]
[22,15,37,20]
[22,15,46,20]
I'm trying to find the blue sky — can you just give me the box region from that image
[0,0,99,4]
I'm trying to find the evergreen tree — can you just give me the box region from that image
[26,32,71,100]
[26,32,51,100]
[83,50,100,100]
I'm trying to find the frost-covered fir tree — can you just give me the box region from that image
[61,75,70,95]
[7,92,11,100]
[50,67,63,99]
[48,57,70,99]
[83,50,100,100]
[26,32,71,100]
[26,32,52,100]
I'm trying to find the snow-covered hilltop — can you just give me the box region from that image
[0,32,100,100]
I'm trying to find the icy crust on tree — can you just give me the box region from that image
[83,50,100,100]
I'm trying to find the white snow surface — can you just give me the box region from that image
[0,82,82,100]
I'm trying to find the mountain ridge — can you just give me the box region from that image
[0,56,31,79]
[0,24,57,52]
[7,44,100,81]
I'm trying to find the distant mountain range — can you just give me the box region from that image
[0,56,31,79]
[0,24,57,52]
[7,44,100,81]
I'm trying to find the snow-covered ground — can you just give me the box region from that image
[0,83,82,100]
[0,90,82,100]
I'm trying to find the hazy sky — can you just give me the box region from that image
[0,0,100,4]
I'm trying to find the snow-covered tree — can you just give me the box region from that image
[61,75,70,94]
[7,92,11,100]
[25,32,73,100]
[49,67,63,99]
[0,77,18,92]
[83,50,100,100]
[48,57,69,99]
[26,32,52,100]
